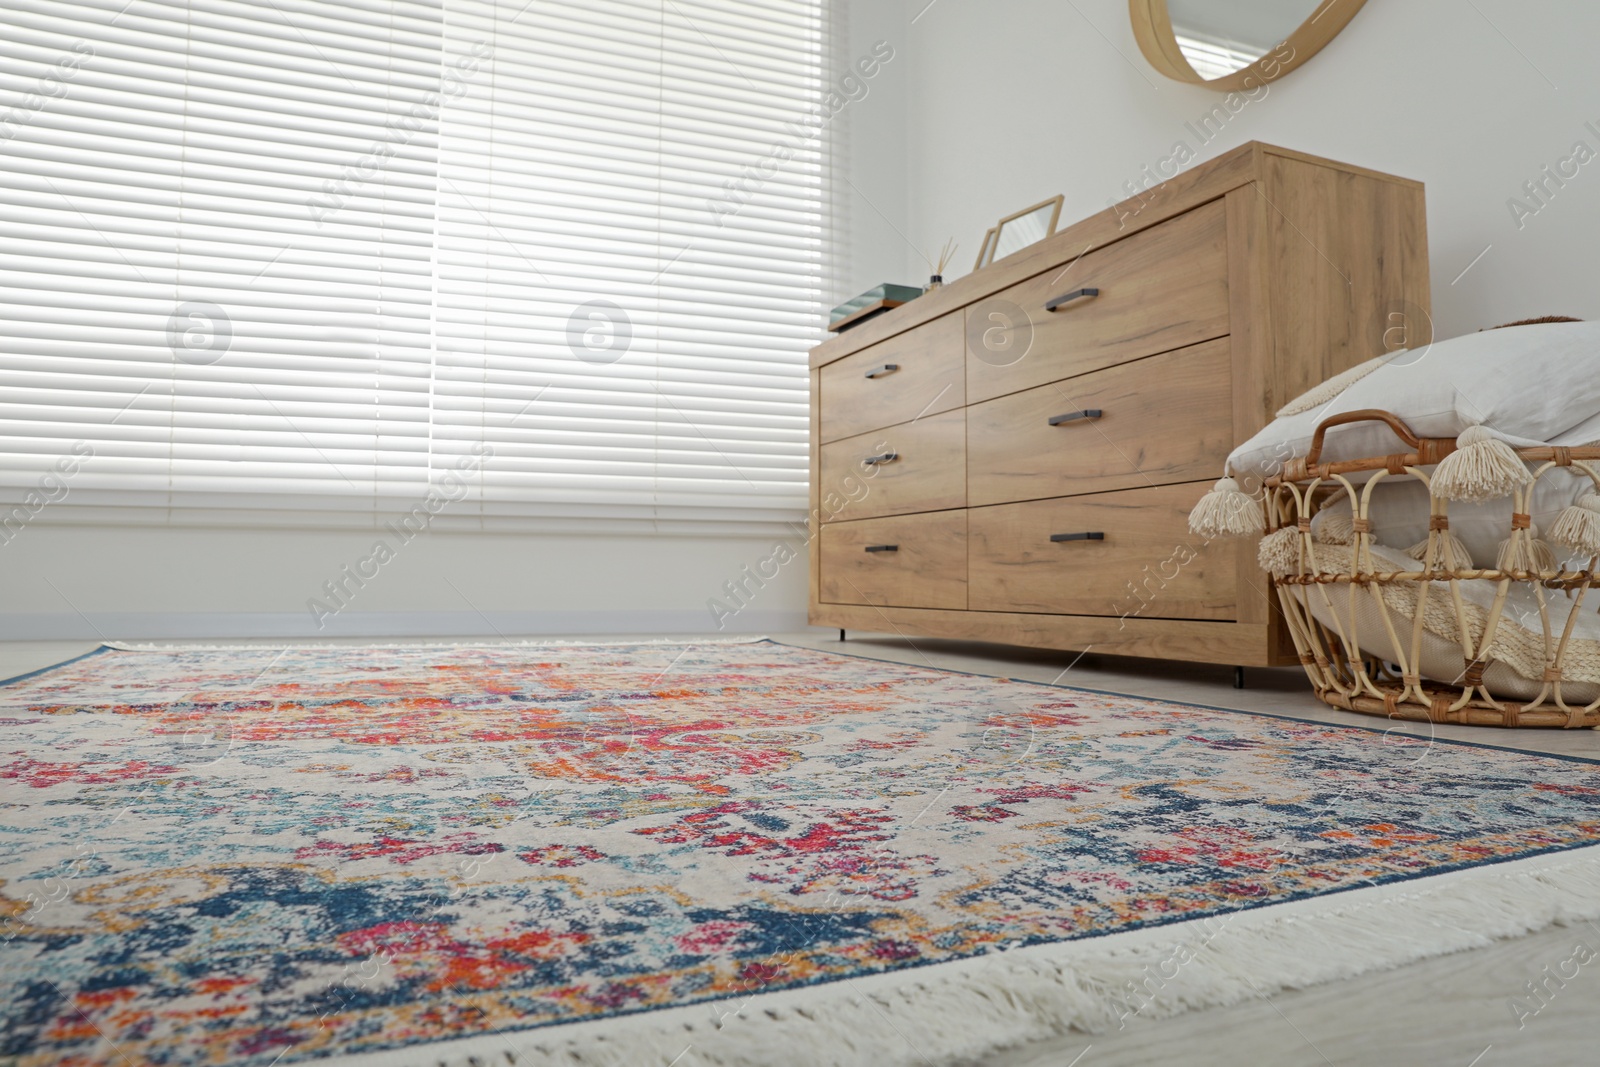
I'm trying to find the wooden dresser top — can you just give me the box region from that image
[811,141,1423,369]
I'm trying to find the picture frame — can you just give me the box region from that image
[973,227,996,272]
[976,195,1063,270]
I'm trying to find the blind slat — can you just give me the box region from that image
[0,0,831,521]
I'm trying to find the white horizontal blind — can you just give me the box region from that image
[434,0,825,524]
[0,0,827,527]
[1172,33,1258,80]
[0,0,442,514]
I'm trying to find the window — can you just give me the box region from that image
[0,0,443,521]
[435,0,827,527]
[0,0,829,532]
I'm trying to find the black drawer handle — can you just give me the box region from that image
[1048,409,1102,426]
[864,544,899,553]
[864,363,900,379]
[1050,531,1105,543]
[862,451,898,466]
[1044,287,1099,312]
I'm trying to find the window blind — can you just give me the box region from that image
[0,0,829,530]
[434,0,826,525]
[0,0,444,517]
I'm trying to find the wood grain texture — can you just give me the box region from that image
[1128,0,1371,94]
[1126,0,1198,84]
[965,200,1231,405]
[809,145,1429,668]
[806,602,1273,664]
[1259,153,1431,416]
[809,144,1260,369]
[1262,142,1426,191]
[808,370,822,611]
[818,409,965,522]
[818,511,967,610]
[967,483,1236,620]
[967,339,1233,507]
[818,312,963,443]
[1226,182,1277,637]
[810,144,1422,371]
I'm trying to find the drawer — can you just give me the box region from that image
[819,408,964,522]
[967,483,1235,619]
[967,338,1234,507]
[966,200,1230,405]
[819,511,967,609]
[820,312,964,443]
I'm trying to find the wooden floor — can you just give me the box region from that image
[5,634,1600,1066]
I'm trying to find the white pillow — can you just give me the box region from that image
[1227,322,1600,485]
[1308,472,1589,567]
[1299,541,1600,702]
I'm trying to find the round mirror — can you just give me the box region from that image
[1129,0,1367,91]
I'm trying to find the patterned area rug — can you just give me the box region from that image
[3,640,1600,1067]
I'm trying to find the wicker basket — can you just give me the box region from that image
[1265,410,1600,728]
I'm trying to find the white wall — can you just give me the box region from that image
[0,522,809,639]
[843,0,1600,338]
[0,6,893,643]
[835,0,913,304]
[13,1,1591,641]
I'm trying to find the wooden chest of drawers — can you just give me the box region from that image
[808,143,1430,666]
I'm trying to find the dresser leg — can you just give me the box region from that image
[839,629,846,642]
[1233,666,1245,690]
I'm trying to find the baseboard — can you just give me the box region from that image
[0,609,810,641]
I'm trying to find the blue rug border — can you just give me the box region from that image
[0,643,114,688]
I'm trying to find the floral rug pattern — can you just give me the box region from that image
[2,641,1599,1065]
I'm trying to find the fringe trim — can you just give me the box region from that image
[318,845,1600,1067]
[104,637,772,653]
[1187,477,1264,539]
[1256,527,1302,578]
[1430,426,1533,503]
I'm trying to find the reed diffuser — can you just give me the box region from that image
[924,238,957,291]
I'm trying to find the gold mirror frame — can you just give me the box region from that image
[1129,0,1368,92]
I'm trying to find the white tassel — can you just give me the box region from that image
[1257,527,1303,578]
[1188,477,1264,539]
[410,848,1600,1067]
[1496,524,1559,574]
[1405,528,1473,569]
[1430,426,1531,503]
[1311,508,1354,545]
[1549,493,1600,555]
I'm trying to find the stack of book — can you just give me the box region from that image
[827,283,924,333]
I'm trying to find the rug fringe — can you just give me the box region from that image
[317,845,1600,1067]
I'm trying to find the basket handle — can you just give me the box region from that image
[1303,409,1422,468]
